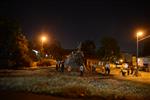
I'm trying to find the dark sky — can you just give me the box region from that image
[1,0,150,54]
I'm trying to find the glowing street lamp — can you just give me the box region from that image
[137,31,143,37]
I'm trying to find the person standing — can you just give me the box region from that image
[92,63,96,74]
[80,64,84,76]
[58,60,61,72]
[105,62,110,75]
[125,63,129,75]
[56,60,59,71]
[67,66,71,75]
[121,63,127,76]
[130,65,134,75]
[61,61,64,73]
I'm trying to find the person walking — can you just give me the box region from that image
[80,64,84,76]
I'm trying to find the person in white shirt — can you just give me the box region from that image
[124,63,129,75]
[80,64,84,76]
[105,62,110,75]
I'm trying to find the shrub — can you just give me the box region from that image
[37,59,51,66]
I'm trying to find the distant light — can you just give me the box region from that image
[45,54,48,57]
[120,59,123,63]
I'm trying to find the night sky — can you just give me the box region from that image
[1,0,150,54]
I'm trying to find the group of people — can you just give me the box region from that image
[56,60,84,76]
[104,62,141,76]
[121,63,138,76]
[55,61,139,77]
[56,60,141,77]
[104,62,140,76]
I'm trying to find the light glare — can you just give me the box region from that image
[41,36,46,41]
[137,31,143,37]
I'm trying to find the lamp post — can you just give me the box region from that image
[41,36,46,57]
[136,31,143,66]
[41,36,46,49]
[138,34,150,41]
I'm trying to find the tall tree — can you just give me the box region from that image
[81,40,96,58]
[0,17,32,67]
[0,17,21,58]
[13,34,32,67]
[97,36,120,62]
[45,39,64,60]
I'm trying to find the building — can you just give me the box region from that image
[138,56,150,72]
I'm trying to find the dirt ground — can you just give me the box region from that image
[0,66,150,100]
[0,91,86,100]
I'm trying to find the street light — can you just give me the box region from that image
[136,31,143,67]
[138,34,150,41]
[41,36,46,57]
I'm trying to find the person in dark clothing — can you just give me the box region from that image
[56,64,58,71]
[61,61,64,73]
[130,65,134,75]
[56,61,59,71]
[58,61,61,72]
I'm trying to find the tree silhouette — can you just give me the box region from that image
[0,17,32,67]
[97,36,120,62]
[81,40,96,58]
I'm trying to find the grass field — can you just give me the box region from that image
[0,67,150,100]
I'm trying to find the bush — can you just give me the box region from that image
[37,59,52,66]
[14,55,33,67]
